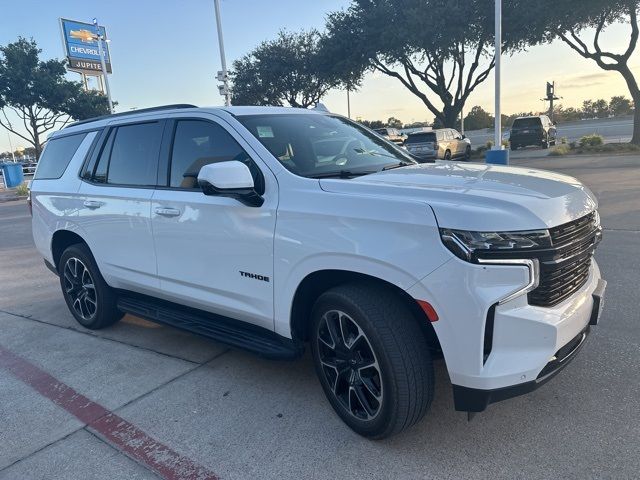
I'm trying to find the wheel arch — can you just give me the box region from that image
[51,230,88,270]
[288,269,441,354]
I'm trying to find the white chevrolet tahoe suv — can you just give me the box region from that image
[30,105,606,438]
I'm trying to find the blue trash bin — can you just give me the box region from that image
[0,162,25,188]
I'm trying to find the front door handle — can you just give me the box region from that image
[83,200,104,209]
[155,207,181,217]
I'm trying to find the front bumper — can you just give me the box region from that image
[407,257,605,409]
[453,278,605,411]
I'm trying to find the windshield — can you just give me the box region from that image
[238,114,415,178]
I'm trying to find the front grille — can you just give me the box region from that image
[528,212,601,307]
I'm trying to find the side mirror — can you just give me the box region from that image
[461,134,466,139]
[197,161,263,207]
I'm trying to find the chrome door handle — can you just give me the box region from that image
[83,200,104,209]
[155,207,181,217]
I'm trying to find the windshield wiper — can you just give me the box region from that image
[307,170,378,179]
[382,161,414,171]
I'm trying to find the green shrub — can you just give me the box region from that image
[549,144,571,156]
[579,134,604,147]
[15,183,29,196]
[560,136,568,145]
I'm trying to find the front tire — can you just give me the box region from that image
[464,146,471,161]
[59,244,123,329]
[310,283,434,439]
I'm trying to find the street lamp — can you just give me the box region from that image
[486,0,509,165]
[213,0,231,106]
[93,18,114,114]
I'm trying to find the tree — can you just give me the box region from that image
[463,106,494,130]
[359,119,386,129]
[509,0,640,143]
[0,38,111,158]
[593,99,610,118]
[230,30,358,108]
[386,116,403,129]
[609,95,634,116]
[325,0,522,128]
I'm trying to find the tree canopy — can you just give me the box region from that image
[230,30,359,108]
[324,0,523,128]
[0,38,111,158]
[507,0,640,143]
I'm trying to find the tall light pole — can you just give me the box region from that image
[7,132,16,162]
[214,0,231,106]
[493,0,501,150]
[93,18,113,114]
[486,0,508,164]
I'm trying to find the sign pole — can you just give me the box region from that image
[93,18,113,113]
[214,0,231,106]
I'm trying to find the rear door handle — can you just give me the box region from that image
[155,207,181,217]
[83,200,104,209]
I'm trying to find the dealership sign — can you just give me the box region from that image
[60,18,112,74]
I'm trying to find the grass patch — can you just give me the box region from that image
[549,144,571,156]
[15,183,29,196]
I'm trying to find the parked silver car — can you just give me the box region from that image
[405,128,471,161]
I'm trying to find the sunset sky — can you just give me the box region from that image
[1,0,638,151]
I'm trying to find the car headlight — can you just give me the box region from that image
[440,228,551,262]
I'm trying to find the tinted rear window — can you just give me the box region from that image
[406,132,436,143]
[512,118,542,128]
[34,133,88,179]
[107,122,163,186]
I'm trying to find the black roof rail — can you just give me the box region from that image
[65,104,198,129]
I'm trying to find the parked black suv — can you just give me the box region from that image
[509,115,557,150]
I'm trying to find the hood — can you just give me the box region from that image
[319,162,597,231]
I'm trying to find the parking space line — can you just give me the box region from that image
[0,344,219,480]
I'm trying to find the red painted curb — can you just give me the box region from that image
[0,345,219,480]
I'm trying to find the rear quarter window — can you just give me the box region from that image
[406,132,436,144]
[34,133,88,180]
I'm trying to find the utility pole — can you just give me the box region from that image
[93,18,113,113]
[542,81,560,121]
[346,87,351,119]
[460,106,465,135]
[214,0,231,106]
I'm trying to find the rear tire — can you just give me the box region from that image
[58,243,123,330]
[310,283,434,439]
[444,150,452,160]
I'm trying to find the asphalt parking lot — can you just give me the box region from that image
[1,153,639,480]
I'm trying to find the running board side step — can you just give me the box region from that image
[117,294,304,360]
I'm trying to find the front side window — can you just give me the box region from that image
[35,133,88,180]
[238,114,415,178]
[168,120,260,190]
